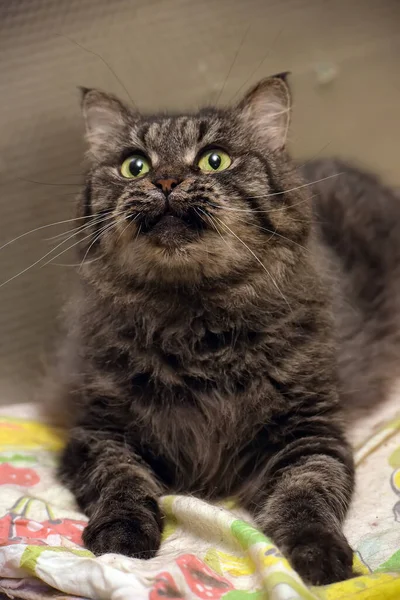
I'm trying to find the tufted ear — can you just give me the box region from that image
[237,73,291,152]
[79,87,132,158]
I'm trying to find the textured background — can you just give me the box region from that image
[0,0,399,404]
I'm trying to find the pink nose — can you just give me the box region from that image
[155,178,180,196]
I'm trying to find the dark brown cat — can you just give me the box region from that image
[54,75,358,585]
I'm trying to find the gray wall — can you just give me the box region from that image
[0,0,399,404]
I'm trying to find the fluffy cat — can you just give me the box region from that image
[52,74,392,586]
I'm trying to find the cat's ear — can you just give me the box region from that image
[79,87,131,158]
[237,74,291,152]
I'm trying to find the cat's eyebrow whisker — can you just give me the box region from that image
[16,177,81,187]
[289,142,333,175]
[229,28,283,104]
[216,24,251,105]
[56,33,136,108]
[211,213,292,311]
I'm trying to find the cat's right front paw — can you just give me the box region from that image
[83,502,162,559]
[284,525,354,585]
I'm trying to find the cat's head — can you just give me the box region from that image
[78,75,310,287]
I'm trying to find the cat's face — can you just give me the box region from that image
[78,77,310,285]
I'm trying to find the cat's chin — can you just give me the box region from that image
[140,214,204,250]
[113,228,244,284]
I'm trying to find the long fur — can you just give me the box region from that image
[48,78,400,584]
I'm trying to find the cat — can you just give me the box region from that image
[51,73,396,586]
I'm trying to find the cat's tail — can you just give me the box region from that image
[302,158,400,423]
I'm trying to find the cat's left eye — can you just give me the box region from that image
[197,149,232,173]
[120,154,151,179]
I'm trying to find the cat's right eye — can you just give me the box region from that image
[120,154,151,179]
[197,149,232,173]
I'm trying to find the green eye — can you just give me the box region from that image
[198,149,231,173]
[120,154,151,178]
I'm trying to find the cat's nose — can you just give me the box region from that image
[154,178,181,196]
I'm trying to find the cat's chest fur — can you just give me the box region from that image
[80,289,286,495]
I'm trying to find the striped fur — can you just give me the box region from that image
[52,77,361,584]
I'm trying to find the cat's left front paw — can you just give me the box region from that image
[284,525,354,585]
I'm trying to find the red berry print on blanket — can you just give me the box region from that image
[0,497,86,547]
[176,554,233,599]
[44,518,86,545]
[0,514,86,546]
[0,463,40,487]
[150,572,183,599]
[0,513,13,544]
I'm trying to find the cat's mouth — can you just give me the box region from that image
[135,208,207,248]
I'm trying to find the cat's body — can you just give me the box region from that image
[52,76,400,586]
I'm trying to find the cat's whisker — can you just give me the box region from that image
[206,175,340,215]
[74,220,120,269]
[16,177,81,187]
[231,215,309,252]
[206,192,319,216]
[245,172,343,201]
[259,192,320,214]
[135,223,142,241]
[289,142,333,175]
[211,214,292,311]
[0,241,80,289]
[0,212,123,288]
[43,213,121,263]
[56,33,136,108]
[117,214,140,243]
[200,208,293,311]
[196,208,227,248]
[216,24,251,105]
[46,211,117,241]
[79,214,136,269]
[50,256,105,267]
[0,213,100,253]
[46,216,126,269]
[229,28,284,104]
[42,225,109,269]
[254,223,278,245]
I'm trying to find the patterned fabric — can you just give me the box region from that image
[1,407,400,600]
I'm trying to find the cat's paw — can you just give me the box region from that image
[284,525,353,585]
[83,501,162,559]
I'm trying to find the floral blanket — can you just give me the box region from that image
[1,402,400,600]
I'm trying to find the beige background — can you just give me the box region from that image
[0,0,399,404]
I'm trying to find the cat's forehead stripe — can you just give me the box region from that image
[127,114,224,167]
